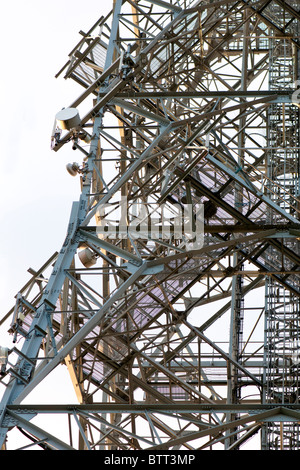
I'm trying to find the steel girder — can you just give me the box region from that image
[1,0,300,450]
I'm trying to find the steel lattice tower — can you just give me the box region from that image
[1,0,300,451]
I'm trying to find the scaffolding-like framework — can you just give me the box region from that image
[1,0,300,451]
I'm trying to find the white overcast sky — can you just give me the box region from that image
[0,1,112,335]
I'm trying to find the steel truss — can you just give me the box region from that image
[1,0,300,450]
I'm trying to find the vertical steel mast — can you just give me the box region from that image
[1,0,300,451]
[262,3,300,449]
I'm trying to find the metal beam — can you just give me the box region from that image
[4,410,74,450]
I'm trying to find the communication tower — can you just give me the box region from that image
[1,0,300,450]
